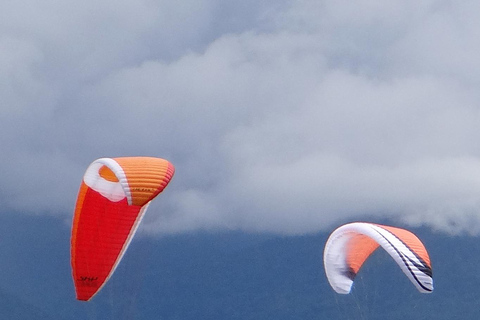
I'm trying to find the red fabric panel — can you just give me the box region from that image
[71,188,141,301]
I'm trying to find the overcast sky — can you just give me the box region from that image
[2,0,480,236]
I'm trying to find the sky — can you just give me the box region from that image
[2,0,480,237]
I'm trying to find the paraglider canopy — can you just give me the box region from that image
[70,157,175,301]
[323,222,433,294]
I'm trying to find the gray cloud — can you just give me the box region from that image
[2,0,480,235]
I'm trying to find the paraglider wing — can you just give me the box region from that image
[323,222,433,294]
[70,157,175,301]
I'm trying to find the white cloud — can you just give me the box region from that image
[2,0,480,235]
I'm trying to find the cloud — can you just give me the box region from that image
[2,0,480,235]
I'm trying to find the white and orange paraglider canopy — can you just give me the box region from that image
[323,222,433,294]
[71,157,175,301]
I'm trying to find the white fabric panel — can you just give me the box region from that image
[83,158,132,205]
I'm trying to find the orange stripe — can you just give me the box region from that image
[376,224,431,268]
[345,234,379,274]
[70,182,89,281]
[114,157,175,206]
[99,165,119,182]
